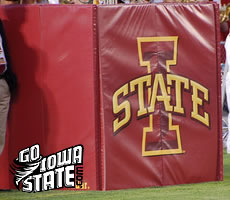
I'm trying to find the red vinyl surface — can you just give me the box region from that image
[0,3,222,191]
[0,5,98,190]
[98,3,222,190]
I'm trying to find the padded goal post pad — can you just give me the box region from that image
[0,5,99,190]
[98,3,222,190]
[0,3,222,190]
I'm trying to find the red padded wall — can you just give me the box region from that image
[0,5,98,190]
[0,4,222,191]
[98,3,222,190]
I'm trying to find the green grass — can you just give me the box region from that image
[1,152,230,200]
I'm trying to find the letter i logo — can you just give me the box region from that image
[137,36,185,157]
